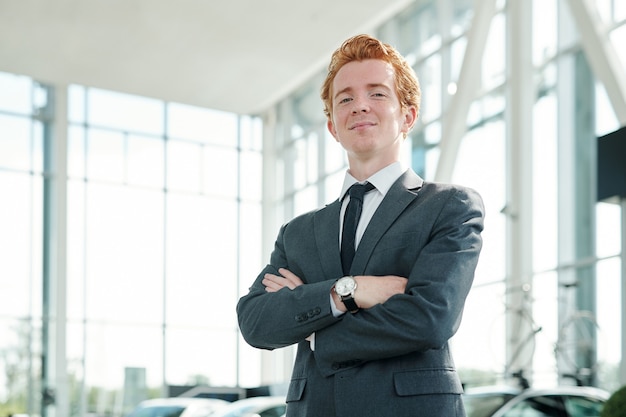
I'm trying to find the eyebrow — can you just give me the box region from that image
[333,83,392,100]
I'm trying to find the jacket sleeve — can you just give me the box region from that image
[313,185,485,376]
[236,223,341,350]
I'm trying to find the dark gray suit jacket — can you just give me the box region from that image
[237,169,484,417]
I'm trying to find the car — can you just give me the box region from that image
[209,396,286,417]
[125,397,230,417]
[462,385,610,417]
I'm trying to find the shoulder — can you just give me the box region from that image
[422,181,482,200]
[280,200,339,230]
[418,182,484,217]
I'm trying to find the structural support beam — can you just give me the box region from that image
[435,0,497,182]
[565,0,626,126]
[622,198,626,384]
[504,0,535,385]
[42,84,69,417]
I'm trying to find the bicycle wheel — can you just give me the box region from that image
[554,310,599,374]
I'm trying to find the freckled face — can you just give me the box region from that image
[327,59,415,161]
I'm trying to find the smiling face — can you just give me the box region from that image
[327,59,417,167]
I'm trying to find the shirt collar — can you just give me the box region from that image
[340,161,407,201]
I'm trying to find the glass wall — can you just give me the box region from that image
[0,72,46,417]
[1,0,626,415]
[0,75,263,416]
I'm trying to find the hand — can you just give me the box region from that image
[355,275,407,308]
[332,275,408,311]
[263,268,304,292]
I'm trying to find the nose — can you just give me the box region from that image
[351,97,369,114]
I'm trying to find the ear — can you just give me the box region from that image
[402,106,418,134]
[327,119,339,141]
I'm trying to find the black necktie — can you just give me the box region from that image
[341,182,376,275]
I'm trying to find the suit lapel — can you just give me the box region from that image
[350,170,424,274]
[313,199,344,279]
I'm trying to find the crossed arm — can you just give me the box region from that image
[263,268,407,312]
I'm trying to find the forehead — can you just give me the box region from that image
[333,59,396,92]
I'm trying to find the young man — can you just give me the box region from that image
[237,34,484,417]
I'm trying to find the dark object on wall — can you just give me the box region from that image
[597,125,626,202]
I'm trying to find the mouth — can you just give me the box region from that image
[349,121,376,130]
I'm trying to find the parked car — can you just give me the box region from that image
[209,396,286,417]
[125,397,230,417]
[462,385,610,417]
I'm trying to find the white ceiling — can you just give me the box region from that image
[0,0,414,115]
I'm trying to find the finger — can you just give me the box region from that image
[278,268,304,287]
[262,278,282,292]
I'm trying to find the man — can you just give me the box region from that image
[237,34,484,417]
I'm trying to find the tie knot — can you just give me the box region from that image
[348,182,376,201]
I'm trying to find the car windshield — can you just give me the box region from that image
[463,393,516,417]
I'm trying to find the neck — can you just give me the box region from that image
[347,157,399,181]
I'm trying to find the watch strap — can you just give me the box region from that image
[341,295,359,313]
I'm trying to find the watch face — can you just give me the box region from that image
[336,277,356,296]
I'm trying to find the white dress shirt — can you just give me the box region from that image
[309,162,407,350]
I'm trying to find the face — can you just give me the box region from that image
[327,59,416,163]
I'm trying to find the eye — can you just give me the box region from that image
[338,97,352,104]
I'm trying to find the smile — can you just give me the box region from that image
[349,121,376,130]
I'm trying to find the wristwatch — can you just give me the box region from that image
[334,276,359,313]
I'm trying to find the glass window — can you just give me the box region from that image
[418,54,442,123]
[450,37,467,85]
[453,120,506,286]
[482,12,506,89]
[462,392,514,417]
[563,394,605,417]
[0,173,42,317]
[532,92,558,272]
[451,0,473,37]
[67,125,87,178]
[86,128,126,182]
[0,72,33,114]
[617,0,626,21]
[400,3,440,57]
[127,133,165,188]
[533,0,557,65]
[609,24,626,80]
[60,83,262,413]
[240,149,262,202]
[502,395,564,416]
[324,128,346,176]
[202,146,238,198]
[165,195,237,328]
[595,81,620,136]
[83,184,164,324]
[167,140,202,192]
[68,84,86,124]
[168,102,238,146]
[166,328,238,387]
[240,114,263,151]
[0,114,33,171]
[87,88,164,135]
[595,256,622,375]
